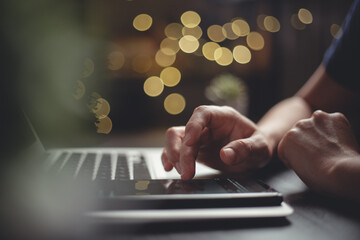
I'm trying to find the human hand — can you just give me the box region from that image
[161,105,273,180]
[278,110,360,196]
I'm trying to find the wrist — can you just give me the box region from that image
[329,152,360,202]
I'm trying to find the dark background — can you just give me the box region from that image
[1,0,354,148]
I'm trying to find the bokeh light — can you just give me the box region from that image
[179,35,199,53]
[202,42,221,61]
[133,14,153,31]
[95,116,112,134]
[155,50,176,67]
[164,93,186,115]
[108,51,125,71]
[180,11,201,28]
[165,23,183,40]
[246,32,265,51]
[214,47,233,66]
[291,13,306,30]
[207,25,226,42]
[88,92,101,110]
[233,45,251,64]
[330,24,343,39]
[160,38,180,56]
[264,16,280,33]
[143,76,164,97]
[132,55,152,73]
[73,80,85,100]
[232,19,250,37]
[182,26,203,39]
[92,98,110,119]
[222,22,238,40]
[160,67,181,87]
[298,8,313,24]
[82,58,94,78]
[256,15,266,31]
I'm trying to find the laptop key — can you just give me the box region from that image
[133,155,151,180]
[96,154,112,180]
[77,153,96,180]
[115,154,130,180]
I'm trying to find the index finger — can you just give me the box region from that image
[183,106,212,146]
[179,106,213,179]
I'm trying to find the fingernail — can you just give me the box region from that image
[223,148,235,164]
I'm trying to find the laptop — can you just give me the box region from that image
[0,105,293,226]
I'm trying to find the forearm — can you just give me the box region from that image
[257,96,312,154]
[256,64,357,156]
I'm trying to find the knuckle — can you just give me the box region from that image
[235,139,253,157]
[284,128,299,139]
[312,110,328,120]
[223,105,237,113]
[294,119,310,129]
[331,112,349,124]
[193,105,208,114]
[165,127,177,137]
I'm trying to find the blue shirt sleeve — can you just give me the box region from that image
[323,0,360,92]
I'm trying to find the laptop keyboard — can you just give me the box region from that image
[49,152,150,180]
[96,154,112,180]
[115,154,130,180]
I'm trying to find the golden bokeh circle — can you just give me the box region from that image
[233,45,251,64]
[182,26,203,39]
[160,67,181,87]
[202,42,220,61]
[88,92,101,110]
[330,24,343,39]
[291,14,306,30]
[246,32,265,51]
[164,23,183,40]
[298,8,313,24]
[264,16,281,33]
[180,11,201,28]
[214,47,233,66]
[256,15,266,31]
[207,25,226,42]
[232,19,250,37]
[92,98,110,119]
[164,93,186,115]
[179,35,199,53]
[155,50,176,67]
[143,76,164,97]
[108,51,125,71]
[222,22,239,40]
[133,14,153,31]
[160,38,180,56]
[95,116,112,134]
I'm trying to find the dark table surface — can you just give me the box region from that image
[94,131,360,240]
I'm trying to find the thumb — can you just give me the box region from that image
[220,138,255,166]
